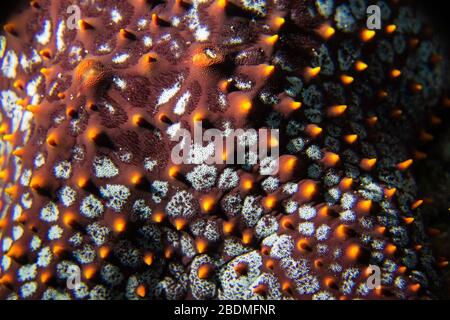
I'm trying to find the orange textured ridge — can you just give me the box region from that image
[0,0,449,300]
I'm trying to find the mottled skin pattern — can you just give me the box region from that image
[0,0,448,300]
[418,127,450,297]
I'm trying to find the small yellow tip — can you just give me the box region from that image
[396,159,413,171]
[385,243,397,255]
[411,199,424,210]
[132,115,143,126]
[87,128,100,141]
[263,65,275,77]
[367,116,378,126]
[360,158,377,171]
[201,197,215,212]
[0,170,8,180]
[356,199,372,214]
[242,230,253,245]
[343,134,358,144]
[299,181,317,200]
[77,177,89,189]
[264,34,279,46]
[196,239,208,254]
[263,196,276,209]
[355,60,368,72]
[26,104,39,114]
[411,83,423,92]
[39,49,52,59]
[410,283,421,293]
[192,52,213,67]
[216,0,227,8]
[12,148,25,157]
[168,166,178,178]
[30,175,45,190]
[341,75,354,85]
[222,221,235,235]
[317,24,335,40]
[346,244,361,260]
[273,17,285,28]
[13,80,24,90]
[306,66,321,78]
[290,101,302,110]
[403,217,415,225]
[386,24,397,34]
[193,113,203,122]
[0,124,8,135]
[99,246,110,259]
[284,158,297,175]
[152,212,165,224]
[83,266,97,280]
[339,177,353,190]
[390,69,402,78]
[52,244,65,256]
[240,100,252,112]
[151,14,159,25]
[269,136,279,148]
[327,105,347,117]
[46,133,59,147]
[114,218,127,233]
[384,187,397,198]
[360,29,376,42]
[197,264,214,279]
[136,284,147,298]
[78,19,94,30]
[174,217,186,231]
[305,124,323,138]
[17,99,28,108]
[40,68,50,76]
[5,185,19,198]
[143,253,154,266]
[323,152,340,167]
[40,271,52,284]
[2,134,15,143]
[130,174,143,185]
[242,179,253,190]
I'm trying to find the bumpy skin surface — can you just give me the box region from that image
[0,0,448,300]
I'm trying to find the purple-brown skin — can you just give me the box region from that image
[0,0,448,300]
